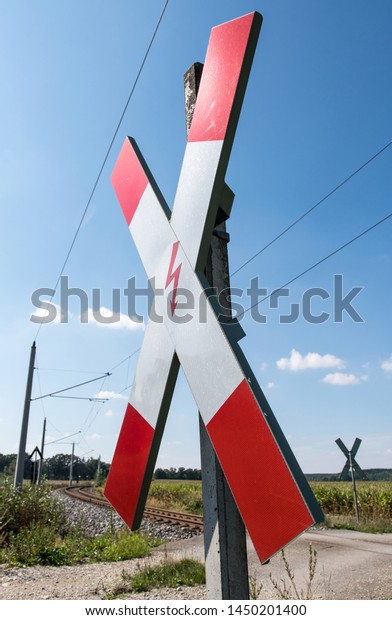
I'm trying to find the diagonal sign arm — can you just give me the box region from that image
[105,12,323,565]
[104,319,179,529]
[105,12,263,532]
[351,438,362,458]
[336,438,349,458]
[170,12,262,273]
[107,135,323,564]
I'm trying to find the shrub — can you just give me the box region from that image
[0,480,156,567]
[0,479,66,541]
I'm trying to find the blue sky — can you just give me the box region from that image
[1,0,391,474]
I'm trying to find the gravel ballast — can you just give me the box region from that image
[56,489,201,542]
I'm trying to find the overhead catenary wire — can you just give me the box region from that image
[231,139,392,278]
[34,355,47,422]
[240,212,392,316]
[78,372,111,435]
[77,381,134,445]
[49,395,109,402]
[28,2,388,441]
[45,431,82,446]
[73,210,392,440]
[30,372,111,401]
[108,347,141,373]
[34,0,170,342]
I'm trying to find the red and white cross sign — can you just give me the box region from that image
[104,12,323,564]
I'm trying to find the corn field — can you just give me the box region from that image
[148,480,392,522]
[148,480,203,515]
[310,482,392,519]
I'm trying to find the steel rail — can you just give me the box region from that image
[63,486,204,531]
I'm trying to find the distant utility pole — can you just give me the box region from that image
[69,442,75,486]
[14,341,36,488]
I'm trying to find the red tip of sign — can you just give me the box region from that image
[104,403,154,528]
[111,138,149,226]
[188,12,260,143]
[207,379,314,563]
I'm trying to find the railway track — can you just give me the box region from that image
[63,485,204,532]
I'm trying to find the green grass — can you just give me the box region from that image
[1,524,156,567]
[0,479,157,567]
[112,558,206,596]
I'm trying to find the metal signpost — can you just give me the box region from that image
[14,341,36,488]
[336,437,366,522]
[184,62,249,599]
[105,12,323,597]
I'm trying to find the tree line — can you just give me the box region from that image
[153,467,201,480]
[4,452,389,482]
[0,453,109,481]
[0,453,202,482]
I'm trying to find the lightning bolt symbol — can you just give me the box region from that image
[165,241,182,316]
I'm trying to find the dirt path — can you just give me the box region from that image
[1,529,391,600]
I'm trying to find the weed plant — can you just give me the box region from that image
[0,480,156,567]
[113,558,206,595]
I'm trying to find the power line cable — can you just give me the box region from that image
[31,373,111,401]
[45,431,82,446]
[34,0,169,341]
[231,139,392,278]
[74,215,390,436]
[34,355,47,421]
[50,395,109,402]
[37,367,105,374]
[240,212,391,316]
[79,372,111,434]
[108,347,141,373]
[78,381,134,444]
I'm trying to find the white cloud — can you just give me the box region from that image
[277,349,344,372]
[322,372,361,386]
[86,433,102,440]
[30,302,70,324]
[95,390,127,401]
[267,382,275,389]
[260,362,268,371]
[381,355,392,371]
[85,307,144,331]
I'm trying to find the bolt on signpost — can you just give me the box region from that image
[105,12,323,598]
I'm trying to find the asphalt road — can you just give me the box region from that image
[163,528,392,600]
